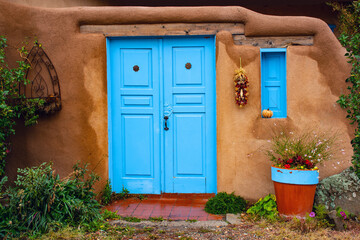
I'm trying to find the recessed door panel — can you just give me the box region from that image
[173,94,204,105]
[174,114,204,175]
[121,49,152,87]
[122,96,153,107]
[173,47,204,86]
[122,115,153,176]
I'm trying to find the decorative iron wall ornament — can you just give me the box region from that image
[20,43,61,113]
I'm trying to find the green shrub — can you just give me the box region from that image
[246,194,279,221]
[101,209,121,220]
[117,186,130,199]
[0,175,6,198]
[313,204,329,220]
[336,206,352,220]
[288,205,334,232]
[0,162,102,238]
[100,179,112,205]
[204,192,247,214]
[100,181,131,205]
[110,186,130,201]
[312,205,333,228]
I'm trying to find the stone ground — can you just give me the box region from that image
[87,217,360,240]
[80,194,360,240]
[40,214,360,239]
[104,194,223,221]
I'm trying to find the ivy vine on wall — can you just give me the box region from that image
[331,1,360,178]
[0,36,44,178]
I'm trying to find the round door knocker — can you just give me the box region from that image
[185,62,192,69]
[133,65,140,72]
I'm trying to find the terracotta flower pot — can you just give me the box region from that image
[271,166,319,218]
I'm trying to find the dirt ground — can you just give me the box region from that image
[40,218,360,240]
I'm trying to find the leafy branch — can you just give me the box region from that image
[0,36,44,177]
[330,1,360,178]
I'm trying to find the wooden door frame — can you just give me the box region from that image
[106,35,217,193]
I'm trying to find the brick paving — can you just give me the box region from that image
[104,193,224,221]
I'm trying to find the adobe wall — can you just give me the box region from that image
[3,1,340,30]
[0,0,352,200]
[4,0,104,7]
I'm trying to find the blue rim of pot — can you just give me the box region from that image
[271,166,319,185]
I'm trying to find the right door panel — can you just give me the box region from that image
[163,37,216,193]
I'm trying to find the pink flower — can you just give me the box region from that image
[309,212,315,218]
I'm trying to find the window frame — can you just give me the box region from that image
[260,48,287,119]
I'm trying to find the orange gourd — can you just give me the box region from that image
[262,109,273,118]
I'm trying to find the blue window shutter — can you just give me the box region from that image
[260,48,287,118]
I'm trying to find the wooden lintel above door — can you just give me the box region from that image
[80,23,313,47]
[80,23,245,36]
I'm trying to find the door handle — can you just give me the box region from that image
[164,116,169,131]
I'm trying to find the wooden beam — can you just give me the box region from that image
[80,23,244,36]
[233,35,314,47]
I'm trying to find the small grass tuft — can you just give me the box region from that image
[186,219,197,223]
[102,209,121,220]
[143,227,154,232]
[122,216,142,222]
[198,228,213,233]
[148,233,159,239]
[149,216,165,222]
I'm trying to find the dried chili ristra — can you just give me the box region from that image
[234,59,249,108]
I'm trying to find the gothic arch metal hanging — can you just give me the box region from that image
[20,43,62,113]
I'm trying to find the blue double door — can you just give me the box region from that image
[107,36,216,194]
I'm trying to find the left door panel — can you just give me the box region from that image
[108,38,161,194]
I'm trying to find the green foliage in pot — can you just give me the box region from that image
[330,0,360,178]
[205,192,247,214]
[0,162,102,238]
[246,194,279,221]
[0,36,44,177]
[266,129,337,170]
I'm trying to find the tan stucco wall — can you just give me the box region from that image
[0,1,352,200]
[4,0,104,7]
